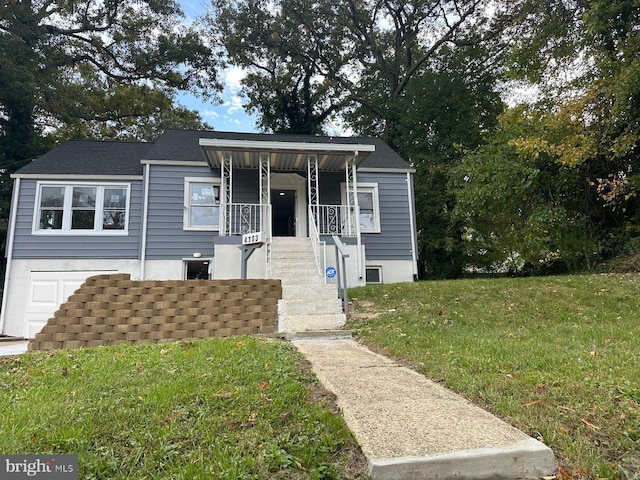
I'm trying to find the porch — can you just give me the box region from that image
[199,137,376,280]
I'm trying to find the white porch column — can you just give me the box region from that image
[346,154,363,279]
[221,152,232,236]
[307,154,319,225]
[259,152,271,239]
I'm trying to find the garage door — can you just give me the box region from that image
[25,270,116,338]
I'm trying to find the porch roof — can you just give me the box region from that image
[199,138,375,172]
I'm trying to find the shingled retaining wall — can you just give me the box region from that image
[28,274,282,352]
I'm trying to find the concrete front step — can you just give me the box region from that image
[279,298,344,315]
[271,237,346,333]
[271,250,316,258]
[277,313,346,332]
[285,330,353,341]
[271,266,323,276]
[281,283,340,298]
[271,257,318,264]
[273,273,326,285]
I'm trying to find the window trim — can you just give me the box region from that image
[365,266,383,284]
[32,181,131,235]
[341,182,381,233]
[183,177,221,231]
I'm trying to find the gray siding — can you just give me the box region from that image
[145,165,218,260]
[317,172,414,261]
[145,166,262,260]
[359,172,414,261]
[11,179,143,259]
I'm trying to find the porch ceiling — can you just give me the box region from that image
[199,138,375,172]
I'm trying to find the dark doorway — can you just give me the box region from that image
[272,189,296,236]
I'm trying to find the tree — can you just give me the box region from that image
[48,79,213,143]
[208,0,348,134]
[452,106,602,274]
[208,0,504,136]
[0,0,219,287]
[0,0,217,163]
[385,45,504,278]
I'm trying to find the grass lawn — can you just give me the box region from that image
[0,337,368,479]
[348,274,640,480]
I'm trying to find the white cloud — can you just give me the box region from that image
[224,66,247,93]
[202,109,219,119]
[223,95,244,115]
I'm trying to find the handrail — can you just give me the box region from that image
[308,206,326,278]
[332,235,350,316]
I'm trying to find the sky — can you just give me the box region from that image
[176,0,259,133]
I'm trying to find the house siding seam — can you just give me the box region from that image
[11,179,143,259]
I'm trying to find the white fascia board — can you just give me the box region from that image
[11,174,143,180]
[199,138,376,153]
[140,160,207,167]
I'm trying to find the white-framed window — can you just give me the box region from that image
[366,266,383,284]
[183,259,212,280]
[34,182,130,234]
[184,178,221,231]
[341,183,381,233]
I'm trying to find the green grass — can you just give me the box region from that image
[348,274,640,480]
[0,337,367,479]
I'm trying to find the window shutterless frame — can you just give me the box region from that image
[32,182,131,235]
[183,177,221,231]
[341,182,381,233]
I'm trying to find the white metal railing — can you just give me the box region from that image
[333,235,350,316]
[224,203,271,237]
[314,204,357,237]
[308,206,326,278]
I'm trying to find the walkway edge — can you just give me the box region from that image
[369,438,556,480]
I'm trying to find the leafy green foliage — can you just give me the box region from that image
[208,0,347,134]
[0,0,217,159]
[0,0,217,280]
[208,0,501,136]
[454,0,640,270]
[349,275,640,478]
[0,338,367,479]
[390,46,504,278]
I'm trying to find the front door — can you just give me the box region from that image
[272,189,296,236]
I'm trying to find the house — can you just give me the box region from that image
[0,130,418,338]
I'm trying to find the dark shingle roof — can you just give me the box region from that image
[15,130,410,176]
[15,140,151,176]
[145,129,411,170]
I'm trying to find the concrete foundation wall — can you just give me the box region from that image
[211,244,268,279]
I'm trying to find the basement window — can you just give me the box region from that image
[184,260,212,280]
[365,266,383,284]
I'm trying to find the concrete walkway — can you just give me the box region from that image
[293,337,556,480]
[0,340,28,356]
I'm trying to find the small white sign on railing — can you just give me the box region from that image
[242,231,263,245]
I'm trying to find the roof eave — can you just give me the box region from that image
[199,138,375,172]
